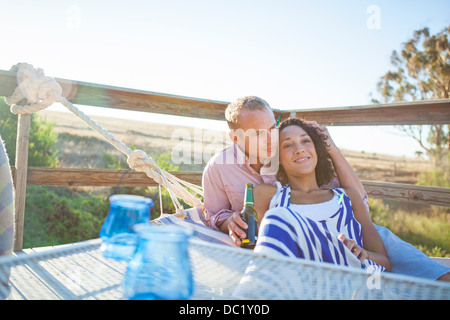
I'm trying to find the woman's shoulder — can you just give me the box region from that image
[254,183,278,197]
[254,183,279,217]
[336,187,364,205]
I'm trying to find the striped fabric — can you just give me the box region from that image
[255,185,386,273]
[0,136,14,257]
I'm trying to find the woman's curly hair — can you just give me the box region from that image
[276,118,335,187]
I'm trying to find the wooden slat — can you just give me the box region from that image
[70,80,228,121]
[13,114,31,252]
[0,69,228,121]
[23,167,203,187]
[8,263,62,299]
[12,167,450,206]
[5,239,127,300]
[282,99,450,126]
[362,180,450,207]
[1,69,450,125]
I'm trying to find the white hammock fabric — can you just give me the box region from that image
[0,232,449,300]
[5,63,450,300]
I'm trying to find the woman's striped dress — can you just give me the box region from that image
[255,183,386,272]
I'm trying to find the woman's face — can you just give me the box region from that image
[279,125,318,177]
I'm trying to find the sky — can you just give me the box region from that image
[1,0,449,158]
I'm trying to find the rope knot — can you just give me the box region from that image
[5,63,62,114]
[127,149,157,172]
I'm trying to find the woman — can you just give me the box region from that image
[253,118,391,272]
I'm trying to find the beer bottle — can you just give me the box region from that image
[240,183,257,249]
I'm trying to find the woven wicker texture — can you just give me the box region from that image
[0,239,449,300]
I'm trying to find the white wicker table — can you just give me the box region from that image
[1,238,449,300]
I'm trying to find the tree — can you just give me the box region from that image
[372,26,449,166]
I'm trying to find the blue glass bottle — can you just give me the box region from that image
[123,224,194,300]
[100,194,154,260]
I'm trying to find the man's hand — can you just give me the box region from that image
[225,211,247,246]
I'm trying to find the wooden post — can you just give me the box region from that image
[13,114,31,251]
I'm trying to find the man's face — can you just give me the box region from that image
[230,108,278,164]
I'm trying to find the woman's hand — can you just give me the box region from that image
[338,234,369,262]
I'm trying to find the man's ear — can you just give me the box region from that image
[228,130,238,144]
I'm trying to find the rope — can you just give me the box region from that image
[5,63,204,216]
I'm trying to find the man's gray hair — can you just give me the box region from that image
[225,96,272,129]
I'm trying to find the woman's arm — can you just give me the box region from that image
[343,188,391,271]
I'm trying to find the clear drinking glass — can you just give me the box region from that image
[123,224,194,300]
[100,194,154,260]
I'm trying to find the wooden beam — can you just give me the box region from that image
[362,180,450,207]
[11,167,450,207]
[0,69,228,121]
[23,167,203,187]
[282,99,450,126]
[13,114,31,251]
[2,69,449,125]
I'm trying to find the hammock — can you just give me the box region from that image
[5,63,450,300]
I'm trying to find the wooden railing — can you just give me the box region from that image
[1,69,450,250]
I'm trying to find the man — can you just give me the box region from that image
[202,96,450,281]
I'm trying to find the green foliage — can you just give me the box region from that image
[152,151,180,172]
[102,152,127,170]
[417,170,450,188]
[369,198,449,257]
[415,148,450,187]
[0,97,59,167]
[28,115,59,167]
[24,186,110,247]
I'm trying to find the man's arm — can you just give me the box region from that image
[329,146,366,199]
[307,121,367,204]
[202,163,234,230]
[202,162,248,245]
